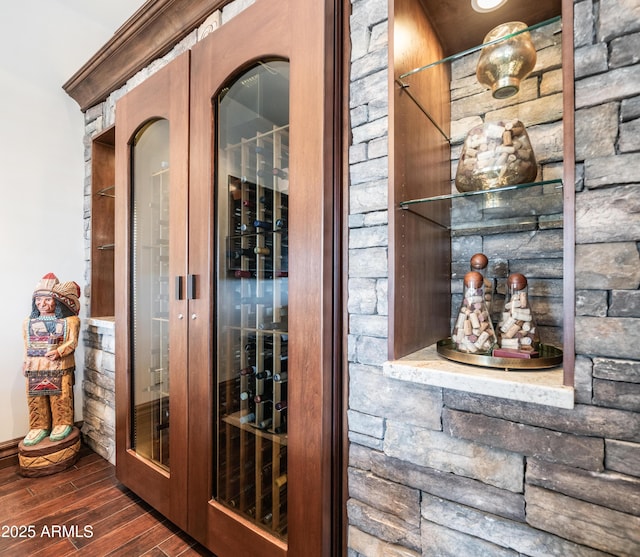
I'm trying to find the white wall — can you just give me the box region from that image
[0,1,145,443]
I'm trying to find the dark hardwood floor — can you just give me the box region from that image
[0,446,215,556]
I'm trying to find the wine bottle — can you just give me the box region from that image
[279,354,288,371]
[239,412,255,424]
[257,418,273,429]
[253,219,272,230]
[230,248,254,259]
[273,371,287,382]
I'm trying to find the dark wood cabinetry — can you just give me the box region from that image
[112,1,344,556]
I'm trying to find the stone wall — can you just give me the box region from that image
[347,0,640,556]
[82,318,116,464]
[347,0,390,382]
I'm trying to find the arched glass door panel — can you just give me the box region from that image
[215,60,290,540]
[131,118,171,470]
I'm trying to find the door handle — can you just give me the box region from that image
[175,276,184,300]
[187,274,196,299]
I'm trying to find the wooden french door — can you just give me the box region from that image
[114,52,190,532]
[116,1,342,555]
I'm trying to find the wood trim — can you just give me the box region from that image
[561,0,576,386]
[338,1,351,554]
[289,2,340,554]
[0,437,22,469]
[63,0,231,111]
[205,503,287,557]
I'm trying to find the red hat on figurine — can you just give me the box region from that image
[33,273,81,316]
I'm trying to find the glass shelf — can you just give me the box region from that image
[398,16,561,81]
[396,16,562,143]
[400,179,562,207]
[400,179,563,233]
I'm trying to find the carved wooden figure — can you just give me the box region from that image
[18,273,82,476]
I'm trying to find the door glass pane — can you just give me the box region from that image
[131,119,171,471]
[215,60,289,540]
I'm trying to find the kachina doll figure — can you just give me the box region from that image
[22,273,80,446]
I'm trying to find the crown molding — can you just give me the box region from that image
[63,0,227,111]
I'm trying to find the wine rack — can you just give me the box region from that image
[217,125,289,539]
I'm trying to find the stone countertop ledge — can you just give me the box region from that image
[383,344,574,409]
[85,316,115,328]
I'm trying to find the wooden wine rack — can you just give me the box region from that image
[217,125,289,539]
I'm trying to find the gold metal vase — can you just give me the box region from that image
[476,21,537,99]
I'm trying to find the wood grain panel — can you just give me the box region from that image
[91,127,115,317]
[390,0,452,359]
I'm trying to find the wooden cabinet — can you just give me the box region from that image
[114,1,343,556]
[390,0,575,383]
[90,128,116,317]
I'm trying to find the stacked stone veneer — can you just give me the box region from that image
[82,318,116,464]
[80,0,256,463]
[347,0,640,556]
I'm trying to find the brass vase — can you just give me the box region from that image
[476,21,537,99]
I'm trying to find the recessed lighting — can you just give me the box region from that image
[471,0,508,13]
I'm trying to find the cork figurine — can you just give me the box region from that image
[22,273,81,446]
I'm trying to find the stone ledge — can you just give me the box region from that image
[85,316,115,329]
[383,344,574,409]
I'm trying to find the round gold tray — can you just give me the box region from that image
[436,338,563,371]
